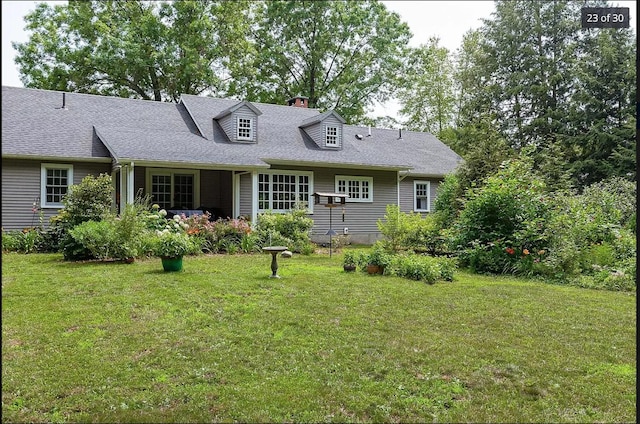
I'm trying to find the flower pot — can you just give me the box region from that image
[161,256,183,272]
[343,264,356,272]
[366,264,383,275]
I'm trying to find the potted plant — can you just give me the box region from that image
[342,250,359,272]
[151,230,200,272]
[365,244,392,275]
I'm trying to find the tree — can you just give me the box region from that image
[13,0,252,102]
[231,0,412,122]
[566,27,636,187]
[453,0,635,189]
[397,38,455,136]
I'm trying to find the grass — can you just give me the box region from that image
[2,252,636,423]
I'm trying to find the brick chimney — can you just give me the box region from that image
[287,96,309,108]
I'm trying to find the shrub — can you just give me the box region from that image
[1,229,43,253]
[256,205,314,254]
[454,158,551,274]
[433,173,464,230]
[404,213,449,255]
[377,204,410,253]
[61,173,113,227]
[540,180,637,285]
[150,230,201,258]
[69,220,115,260]
[388,253,457,284]
[53,173,114,261]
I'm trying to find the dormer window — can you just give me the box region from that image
[237,116,253,140]
[214,101,261,143]
[326,125,339,147]
[299,109,346,150]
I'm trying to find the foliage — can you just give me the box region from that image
[342,250,361,267]
[13,1,252,101]
[256,206,315,254]
[50,173,115,261]
[68,220,114,260]
[453,158,551,274]
[1,228,43,254]
[376,204,410,253]
[150,230,201,258]
[68,202,154,261]
[60,173,114,227]
[362,242,393,270]
[234,0,411,122]
[398,37,455,136]
[449,0,636,190]
[388,253,456,284]
[440,115,515,193]
[432,173,463,230]
[536,178,637,289]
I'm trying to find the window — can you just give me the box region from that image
[237,116,254,141]
[41,164,73,208]
[258,171,312,212]
[146,169,199,210]
[335,175,373,202]
[325,125,339,146]
[414,181,431,212]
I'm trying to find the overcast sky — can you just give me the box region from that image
[1,1,636,118]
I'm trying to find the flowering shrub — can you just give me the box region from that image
[151,230,200,258]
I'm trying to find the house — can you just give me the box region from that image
[1,86,462,244]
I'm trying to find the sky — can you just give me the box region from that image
[1,0,637,119]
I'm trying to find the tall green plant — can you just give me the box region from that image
[454,157,551,273]
[376,204,409,253]
[54,173,114,260]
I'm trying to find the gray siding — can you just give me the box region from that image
[263,166,397,244]
[239,173,253,219]
[1,158,111,230]
[399,177,441,214]
[217,114,233,141]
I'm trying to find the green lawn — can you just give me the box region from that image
[2,252,636,423]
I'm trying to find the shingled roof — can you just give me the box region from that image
[2,86,462,176]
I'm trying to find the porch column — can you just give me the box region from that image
[126,162,135,204]
[119,166,126,212]
[251,170,258,225]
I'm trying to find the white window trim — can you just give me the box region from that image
[335,175,373,203]
[325,124,340,147]
[145,168,200,209]
[257,170,314,213]
[40,163,73,208]
[236,116,254,141]
[413,180,431,212]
